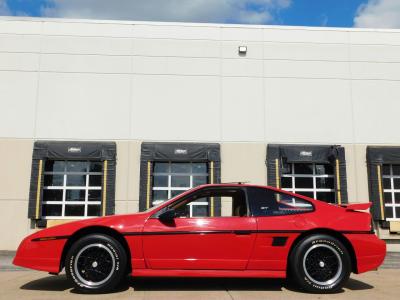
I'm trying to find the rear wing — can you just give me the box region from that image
[340,202,372,211]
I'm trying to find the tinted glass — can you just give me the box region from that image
[154,163,169,173]
[44,175,64,186]
[89,162,102,172]
[316,178,335,189]
[316,192,336,203]
[171,163,191,173]
[171,176,190,187]
[43,189,63,201]
[295,177,313,188]
[383,178,392,189]
[65,205,85,216]
[66,190,85,201]
[382,165,391,175]
[67,175,86,186]
[153,175,168,187]
[384,192,392,204]
[66,161,87,172]
[45,160,65,172]
[193,176,208,186]
[192,163,207,174]
[385,206,394,219]
[88,190,102,201]
[89,175,102,187]
[42,204,62,216]
[281,177,292,188]
[88,205,101,216]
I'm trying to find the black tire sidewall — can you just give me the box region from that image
[290,234,351,293]
[65,234,127,293]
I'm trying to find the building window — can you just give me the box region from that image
[42,160,102,219]
[152,162,208,216]
[281,163,336,203]
[382,164,400,220]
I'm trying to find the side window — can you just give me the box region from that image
[170,189,247,218]
[247,187,313,217]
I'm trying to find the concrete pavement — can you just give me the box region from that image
[0,269,399,300]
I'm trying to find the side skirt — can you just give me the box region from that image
[131,269,286,278]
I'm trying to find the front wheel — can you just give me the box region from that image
[65,234,127,293]
[289,234,351,293]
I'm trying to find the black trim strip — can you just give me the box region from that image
[272,237,288,246]
[31,235,70,242]
[122,229,374,236]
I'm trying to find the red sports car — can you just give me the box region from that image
[14,184,386,293]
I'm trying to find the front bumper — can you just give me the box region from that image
[13,235,67,273]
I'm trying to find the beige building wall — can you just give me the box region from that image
[0,139,33,250]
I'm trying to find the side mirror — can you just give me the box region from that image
[158,208,176,222]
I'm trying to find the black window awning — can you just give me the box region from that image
[140,142,220,162]
[32,141,116,160]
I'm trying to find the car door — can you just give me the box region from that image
[142,187,257,270]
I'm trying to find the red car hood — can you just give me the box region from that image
[27,212,149,241]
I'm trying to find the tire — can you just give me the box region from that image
[289,234,351,293]
[65,234,127,293]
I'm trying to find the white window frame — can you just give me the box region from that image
[281,162,336,204]
[152,162,208,217]
[42,160,102,219]
[382,164,400,221]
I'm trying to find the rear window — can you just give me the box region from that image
[247,187,314,217]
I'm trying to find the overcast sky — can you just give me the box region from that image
[1,0,400,29]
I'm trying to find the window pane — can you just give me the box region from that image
[154,163,169,173]
[193,176,208,186]
[394,178,400,189]
[396,208,400,219]
[88,190,102,201]
[87,205,101,217]
[45,160,65,172]
[66,161,87,172]
[153,190,168,201]
[44,175,64,186]
[66,190,85,201]
[316,192,336,203]
[383,178,392,189]
[153,175,168,187]
[89,162,102,172]
[281,177,292,188]
[42,204,62,217]
[315,164,334,175]
[383,165,391,175]
[192,204,209,217]
[65,205,85,217]
[192,163,207,174]
[295,177,313,188]
[89,175,102,187]
[171,163,191,173]
[294,163,313,174]
[171,176,190,187]
[67,175,86,186]
[393,165,400,176]
[395,193,400,204]
[385,206,394,219]
[384,192,393,204]
[316,178,335,189]
[297,192,314,199]
[43,189,63,201]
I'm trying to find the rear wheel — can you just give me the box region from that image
[65,234,127,293]
[289,234,351,293]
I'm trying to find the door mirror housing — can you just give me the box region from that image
[158,208,176,222]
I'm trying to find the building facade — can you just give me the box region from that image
[1,16,400,251]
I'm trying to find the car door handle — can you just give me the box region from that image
[233,230,252,235]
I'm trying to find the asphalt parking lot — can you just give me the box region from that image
[0,269,399,300]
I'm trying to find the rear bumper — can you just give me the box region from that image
[13,236,66,273]
[345,233,386,274]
